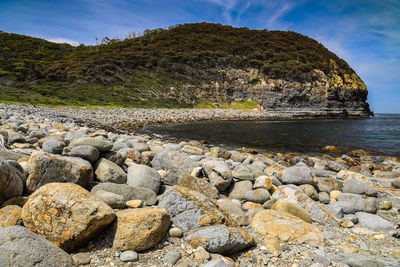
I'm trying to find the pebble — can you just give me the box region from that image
[120,251,138,262]
[169,227,183,237]
[126,199,142,208]
[164,251,181,265]
[72,252,91,265]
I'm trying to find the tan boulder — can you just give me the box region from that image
[252,210,324,245]
[271,199,311,223]
[113,208,170,251]
[0,205,22,227]
[21,183,115,251]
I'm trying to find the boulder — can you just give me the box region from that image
[21,183,115,251]
[253,176,273,190]
[216,199,246,222]
[298,184,319,201]
[68,137,113,152]
[0,205,22,227]
[159,186,226,233]
[26,152,93,193]
[66,145,100,163]
[42,139,65,154]
[229,180,253,200]
[232,164,254,181]
[280,162,315,185]
[91,182,157,202]
[317,177,343,192]
[244,189,270,203]
[338,193,377,213]
[152,149,200,173]
[185,225,254,254]
[356,212,393,231]
[0,160,24,204]
[321,159,348,172]
[127,163,161,194]
[202,160,233,191]
[181,145,204,155]
[95,158,127,184]
[7,130,26,144]
[162,169,219,199]
[93,190,126,209]
[113,208,170,251]
[272,186,338,225]
[0,226,74,267]
[343,178,377,197]
[252,210,324,245]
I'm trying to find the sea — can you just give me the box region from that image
[143,114,400,157]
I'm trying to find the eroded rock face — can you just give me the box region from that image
[113,208,170,251]
[252,210,324,245]
[26,152,93,193]
[21,183,115,251]
[0,226,74,267]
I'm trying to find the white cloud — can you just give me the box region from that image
[47,38,80,46]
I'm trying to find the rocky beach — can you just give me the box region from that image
[0,103,399,267]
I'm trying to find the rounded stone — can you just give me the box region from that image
[318,192,330,204]
[169,227,183,237]
[126,199,142,208]
[244,188,271,204]
[120,251,138,262]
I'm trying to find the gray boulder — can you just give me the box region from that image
[7,130,26,144]
[42,139,65,154]
[91,182,156,202]
[330,253,398,267]
[317,177,343,192]
[127,163,161,194]
[338,193,377,213]
[343,178,378,197]
[0,226,74,267]
[244,189,270,203]
[185,225,254,254]
[0,160,24,204]
[26,152,93,193]
[202,160,233,191]
[93,189,126,209]
[66,145,100,163]
[321,159,348,172]
[68,137,113,152]
[281,162,314,185]
[95,158,127,184]
[356,212,393,231]
[232,164,254,181]
[152,149,199,173]
[229,180,253,200]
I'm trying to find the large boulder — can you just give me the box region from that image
[252,210,324,245]
[0,160,24,204]
[68,137,113,152]
[113,208,170,251]
[343,178,377,197]
[95,158,127,184]
[338,193,377,213]
[26,152,93,193]
[21,183,115,251]
[317,177,343,192]
[229,180,253,200]
[91,182,156,202]
[185,225,254,254]
[280,162,315,185]
[151,149,199,173]
[0,226,74,267]
[66,145,100,163]
[127,163,161,194]
[356,212,393,231]
[159,186,227,233]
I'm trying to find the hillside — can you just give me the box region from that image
[0,23,372,116]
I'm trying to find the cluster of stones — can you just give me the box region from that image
[0,105,399,267]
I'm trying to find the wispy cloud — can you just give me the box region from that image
[47,38,80,46]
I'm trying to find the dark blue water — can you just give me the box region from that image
[144,114,400,157]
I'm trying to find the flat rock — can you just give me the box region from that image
[0,226,74,267]
[330,253,398,267]
[185,225,254,254]
[22,183,115,251]
[151,149,200,173]
[232,164,254,181]
[93,190,126,209]
[356,212,393,231]
[244,188,270,203]
[113,208,170,251]
[0,159,24,205]
[26,151,93,193]
[91,182,156,202]
[127,163,161,193]
[343,178,377,197]
[338,193,378,213]
[252,210,324,245]
[95,158,127,184]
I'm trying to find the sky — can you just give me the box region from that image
[0,0,399,113]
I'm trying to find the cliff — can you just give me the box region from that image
[0,23,372,116]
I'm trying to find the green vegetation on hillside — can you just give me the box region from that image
[0,23,358,107]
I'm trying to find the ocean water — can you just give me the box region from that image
[144,114,400,157]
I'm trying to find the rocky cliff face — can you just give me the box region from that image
[182,66,372,117]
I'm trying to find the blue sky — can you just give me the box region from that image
[0,0,399,113]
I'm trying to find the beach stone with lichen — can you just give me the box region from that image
[0,205,22,227]
[21,182,115,251]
